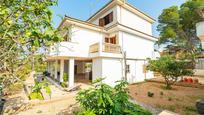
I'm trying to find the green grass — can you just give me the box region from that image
[184,105,197,115]
[188,95,204,100]
[185,106,197,112]
[155,104,176,111]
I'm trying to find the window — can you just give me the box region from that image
[126,65,130,73]
[99,12,113,27]
[104,35,116,44]
[105,37,109,43]
[99,18,105,27]
[110,36,116,44]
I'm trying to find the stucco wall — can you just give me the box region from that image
[118,31,155,59]
[92,58,103,81]
[101,58,123,86]
[126,60,154,83]
[93,58,154,86]
[117,6,152,35]
[194,69,204,76]
[51,26,104,58]
[72,26,104,57]
[92,58,123,86]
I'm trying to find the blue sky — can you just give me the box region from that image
[51,0,185,37]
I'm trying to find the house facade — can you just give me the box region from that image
[46,0,158,87]
[196,10,204,76]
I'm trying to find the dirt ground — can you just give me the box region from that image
[128,82,204,115]
[18,92,77,115]
[3,82,91,115]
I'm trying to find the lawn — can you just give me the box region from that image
[128,82,204,115]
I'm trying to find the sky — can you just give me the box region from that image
[51,0,185,37]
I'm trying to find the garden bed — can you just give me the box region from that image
[128,82,204,115]
[146,78,204,89]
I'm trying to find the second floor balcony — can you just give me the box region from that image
[46,41,122,59]
[89,42,121,54]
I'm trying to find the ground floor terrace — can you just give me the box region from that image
[46,56,155,88]
[46,57,93,88]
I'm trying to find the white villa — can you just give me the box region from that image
[46,0,159,87]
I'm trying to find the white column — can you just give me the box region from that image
[202,42,204,49]
[99,42,103,54]
[54,60,58,80]
[50,62,53,77]
[68,58,75,88]
[60,59,64,83]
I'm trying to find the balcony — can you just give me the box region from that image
[90,42,121,54]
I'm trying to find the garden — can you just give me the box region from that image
[128,81,204,115]
[1,0,204,114]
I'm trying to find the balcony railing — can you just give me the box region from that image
[89,43,99,53]
[90,43,121,54]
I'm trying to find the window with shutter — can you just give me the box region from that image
[109,12,113,22]
[105,37,109,43]
[104,35,117,44]
[110,36,116,44]
[99,18,105,27]
[99,12,113,26]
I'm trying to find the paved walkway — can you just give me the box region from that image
[159,110,179,115]
[2,76,92,115]
[18,93,77,115]
[17,82,91,115]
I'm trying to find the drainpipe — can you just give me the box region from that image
[144,60,146,80]
[124,51,127,81]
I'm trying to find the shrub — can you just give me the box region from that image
[29,92,44,100]
[61,82,67,88]
[76,78,152,115]
[63,73,68,82]
[160,91,164,96]
[147,91,154,97]
[74,109,96,115]
[147,55,193,89]
[185,106,197,112]
[0,84,3,98]
[168,97,172,101]
[29,81,51,100]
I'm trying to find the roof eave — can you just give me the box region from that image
[87,0,155,23]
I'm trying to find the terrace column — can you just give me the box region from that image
[54,60,58,80]
[50,62,53,78]
[68,58,75,88]
[60,59,64,83]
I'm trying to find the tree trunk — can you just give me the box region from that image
[166,83,172,90]
[164,76,172,89]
